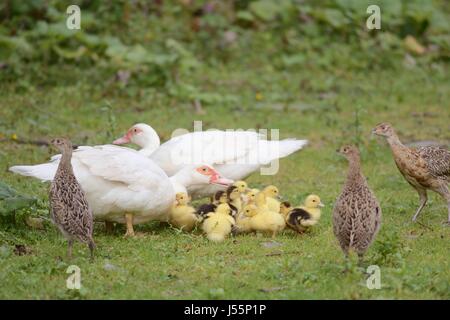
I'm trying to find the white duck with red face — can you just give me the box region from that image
[114,123,308,198]
[113,123,160,157]
[10,145,232,237]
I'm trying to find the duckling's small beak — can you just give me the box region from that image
[318,202,325,208]
[245,187,252,192]
[113,133,131,145]
[277,195,283,200]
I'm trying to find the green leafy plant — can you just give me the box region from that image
[0,181,37,224]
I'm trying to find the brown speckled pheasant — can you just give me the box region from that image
[333,145,382,264]
[373,123,450,224]
[49,138,95,260]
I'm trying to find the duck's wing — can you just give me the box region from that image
[73,145,168,190]
[151,130,308,175]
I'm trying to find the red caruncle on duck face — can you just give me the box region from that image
[113,126,143,145]
[195,165,233,186]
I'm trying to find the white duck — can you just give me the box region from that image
[9,145,232,236]
[113,123,308,198]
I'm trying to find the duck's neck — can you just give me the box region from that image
[135,131,160,156]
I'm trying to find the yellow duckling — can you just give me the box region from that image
[169,192,200,232]
[285,195,324,233]
[243,204,285,238]
[255,191,270,211]
[233,180,250,194]
[244,188,260,205]
[202,203,235,242]
[263,185,281,213]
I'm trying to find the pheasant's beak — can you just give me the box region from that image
[277,195,283,200]
[113,132,131,145]
[318,202,325,208]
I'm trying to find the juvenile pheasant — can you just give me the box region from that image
[49,138,95,260]
[333,145,382,264]
[373,123,450,223]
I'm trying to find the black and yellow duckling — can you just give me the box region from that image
[282,195,324,233]
[226,185,242,216]
[196,190,227,218]
[202,203,235,242]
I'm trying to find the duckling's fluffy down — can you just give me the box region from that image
[202,213,235,242]
[249,210,285,235]
[169,205,199,231]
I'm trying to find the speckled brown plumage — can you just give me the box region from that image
[373,123,450,223]
[333,145,382,263]
[49,138,95,260]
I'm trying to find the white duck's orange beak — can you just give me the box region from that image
[113,132,131,145]
[210,174,233,186]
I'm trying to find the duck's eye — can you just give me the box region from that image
[133,128,138,133]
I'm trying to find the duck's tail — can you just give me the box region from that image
[9,163,57,182]
[278,139,308,158]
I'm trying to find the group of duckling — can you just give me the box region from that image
[168,181,324,242]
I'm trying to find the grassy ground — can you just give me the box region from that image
[0,62,449,299]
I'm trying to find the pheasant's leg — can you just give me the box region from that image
[447,201,450,225]
[342,250,350,273]
[412,189,427,222]
[124,213,135,237]
[357,253,365,267]
[434,185,450,225]
[441,186,450,224]
[67,239,74,260]
[105,221,114,234]
[88,240,95,261]
[271,231,277,239]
